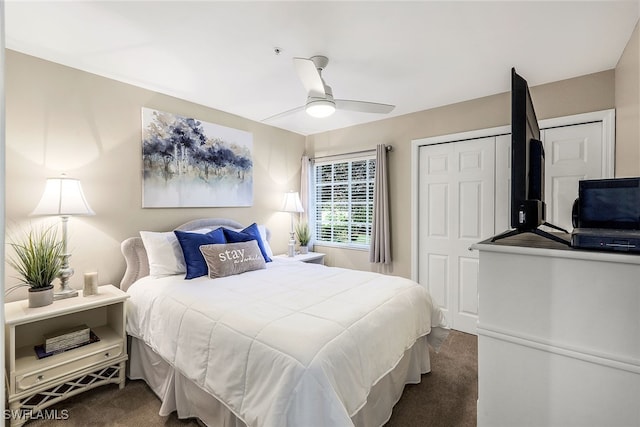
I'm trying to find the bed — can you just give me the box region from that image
[121,218,448,427]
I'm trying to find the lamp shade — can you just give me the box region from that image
[281,191,304,213]
[31,176,95,216]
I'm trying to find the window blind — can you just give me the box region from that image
[313,155,376,248]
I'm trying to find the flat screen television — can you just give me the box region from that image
[492,68,569,245]
[511,68,544,230]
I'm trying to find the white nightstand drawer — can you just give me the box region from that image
[16,343,123,391]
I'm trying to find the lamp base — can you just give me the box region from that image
[288,229,296,257]
[56,250,77,300]
[54,288,78,300]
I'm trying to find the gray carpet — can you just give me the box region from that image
[386,330,478,427]
[27,330,477,426]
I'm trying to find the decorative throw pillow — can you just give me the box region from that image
[174,228,226,279]
[139,231,186,276]
[222,223,272,262]
[200,240,266,278]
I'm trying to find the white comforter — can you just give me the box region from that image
[126,260,448,427]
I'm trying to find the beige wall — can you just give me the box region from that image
[6,39,638,297]
[4,50,305,301]
[306,70,616,279]
[615,19,640,177]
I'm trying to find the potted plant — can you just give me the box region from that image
[295,222,312,254]
[7,225,63,308]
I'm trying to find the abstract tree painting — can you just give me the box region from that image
[142,108,253,207]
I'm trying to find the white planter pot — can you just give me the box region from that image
[28,285,54,308]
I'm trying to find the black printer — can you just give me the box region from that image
[571,177,640,253]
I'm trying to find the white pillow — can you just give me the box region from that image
[257,224,274,258]
[139,231,186,276]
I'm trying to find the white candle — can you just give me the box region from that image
[84,272,98,296]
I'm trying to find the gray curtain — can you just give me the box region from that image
[370,144,391,263]
[300,155,310,223]
[300,155,313,247]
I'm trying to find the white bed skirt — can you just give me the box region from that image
[128,335,434,427]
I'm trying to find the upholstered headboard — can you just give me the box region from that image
[119,218,266,291]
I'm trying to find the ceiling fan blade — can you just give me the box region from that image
[293,57,326,98]
[262,105,305,122]
[335,99,395,114]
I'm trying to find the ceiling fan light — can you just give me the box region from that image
[306,99,336,118]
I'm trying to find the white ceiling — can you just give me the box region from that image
[5,1,639,136]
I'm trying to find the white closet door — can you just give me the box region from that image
[496,123,604,234]
[494,134,512,234]
[418,137,495,334]
[418,143,452,317]
[412,110,614,336]
[541,122,604,232]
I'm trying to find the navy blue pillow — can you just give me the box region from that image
[174,228,226,279]
[222,223,272,262]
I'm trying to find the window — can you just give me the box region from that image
[312,156,376,248]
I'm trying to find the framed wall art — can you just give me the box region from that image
[142,108,253,207]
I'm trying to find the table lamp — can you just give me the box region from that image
[31,174,95,299]
[281,191,304,257]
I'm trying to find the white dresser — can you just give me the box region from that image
[475,235,640,427]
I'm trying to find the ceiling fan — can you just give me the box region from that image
[264,55,395,121]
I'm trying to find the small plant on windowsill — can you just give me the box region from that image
[6,225,63,308]
[295,222,312,254]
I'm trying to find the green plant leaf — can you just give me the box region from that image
[295,221,312,246]
[6,225,63,288]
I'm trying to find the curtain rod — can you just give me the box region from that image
[310,144,393,161]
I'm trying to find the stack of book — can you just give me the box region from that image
[34,324,100,359]
[44,325,90,353]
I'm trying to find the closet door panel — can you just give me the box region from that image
[418,137,495,334]
[419,143,454,317]
[495,134,511,234]
[542,122,603,231]
[453,139,495,333]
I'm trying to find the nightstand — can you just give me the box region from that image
[4,285,129,426]
[273,251,326,265]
